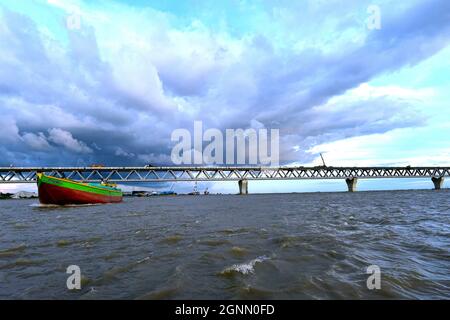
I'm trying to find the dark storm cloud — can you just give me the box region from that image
[0,0,449,166]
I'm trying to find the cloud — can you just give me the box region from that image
[22,132,52,151]
[47,128,92,153]
[115,147,135,158]
[0,0,449,169]
[137,153,172,165]
[0,117,21,142]
[307,128,450,167]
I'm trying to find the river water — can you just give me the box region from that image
[0,190,449,299]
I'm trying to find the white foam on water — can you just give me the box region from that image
[137,256,150,264]
[221,255,270,275]
[29,203,45,207]
[31,203,102,208]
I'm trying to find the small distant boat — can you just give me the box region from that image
[36,173,122,205]
[188,182,200,195]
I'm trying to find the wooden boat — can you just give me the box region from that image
[36,173,122,205]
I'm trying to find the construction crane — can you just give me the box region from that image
[320,153,327,167]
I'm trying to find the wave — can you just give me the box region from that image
[126,212,146,217]
[219,255,270,276]
[218,227,253,235]
[13,223,29,229]
[101,252,121,261]
[229,246,248,256]
[56,236,102,248]
[237,285,274,299]
[160,235,183,244]
[137,265,185,300]
[56,239,72,247]
[28,203,42,207]
[197,239,231,246]
[0,244,27,257]
[32,203,103,208]
[102,256,150,280]
[0,258,47,270]
[272,235,303,248]
[136,286,179,300]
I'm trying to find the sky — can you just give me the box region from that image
[0,0,449,193]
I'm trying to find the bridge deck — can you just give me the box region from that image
[1,166,449,183]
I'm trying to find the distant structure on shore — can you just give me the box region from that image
[128,190,177,197]
[0,191,38,199]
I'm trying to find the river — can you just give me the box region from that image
[0,190,449,299]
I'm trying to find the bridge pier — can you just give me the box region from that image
[345,178,358,192]
[238,179,248,195]
[432,177,444,190]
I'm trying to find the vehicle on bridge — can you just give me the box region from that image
[90,164,105,168]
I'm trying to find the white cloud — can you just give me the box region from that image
[22,132,51,150]
[115,147,135,158]
[137,153,172,164]
[47,128,92,153]
[0,117,21,142]
[307,125,450,167]
[46,0,79,13]
[340,83,435,101]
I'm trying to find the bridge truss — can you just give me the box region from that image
[1,166,449,183]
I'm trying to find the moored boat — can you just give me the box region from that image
[36,173,122,205]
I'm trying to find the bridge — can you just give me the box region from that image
[0,166,448,194]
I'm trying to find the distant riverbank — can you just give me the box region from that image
[0,191,37,199]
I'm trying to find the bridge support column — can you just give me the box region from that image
[238,179,248,195]
[345,178,358,192]
[432,177,444,190]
